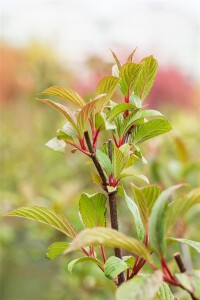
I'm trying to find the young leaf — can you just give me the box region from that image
[167,237,200,253]
[134,56,158,100]
[37,98,77,130]
[91,172,102,186]
[95,76,119,100]
[45,138,66,153]
[113,145,125,178]
[39,86,85,107]
[122,256,135,268]
[59,122,78,138]
[122,109,164,134]
[79,193,107,228]
[104,256,128,279]
[5,206,76,238]
[116,271,163,300]
[77,94,107,135]
[149,185,182,255]
[141,185,161,214]
[119,62,143,97]
[166,188,200,232]
[107,103,137,121]
[131,185,161,228]
[154,282,174,300]
[46,242,69,260]
[57,130,73,142]
[130,94,142,108]
[110,49,121,70]
[119,173,149,184]
[96,149,113,175]
[131,186,148,228]
[95,112,105,130]
[127,48,137,62]
[68,257,103,273]
[65,227,153,263]
[123,190,145,242]
[132,119,172,144]
[175,271,200,298]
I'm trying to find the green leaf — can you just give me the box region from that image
[124,154,139,168]
[131,185,161,228]
[175,271,200,298]
[77,94,107,135]
[149,185,182,255]
[79,193,107,228]
[57,130,73,142]
[57,122,78,143]
[130,94,142,108]
[134,55,158,100]
[104,256,128,279]
[119,62,143,97]
[127,49,137,62]
[5,206,76,238]
[68,257,103,273]
[60,122,78,138]
[132,119,172,144]
[46,242,69,260]
[95,112,105,130]
[96,149,113,175]
[113,145,125,178]
[122,256,135,268]
[168,238,200,253]
[119,173,149,184]
[39,86,85,107]
[91,172,102,186]
[116,271,163,300]
[107,103,137,121]
[122,109,164,134]
[110,49,121,70]
[37,98,77,130]
[141,185,162,214]
[45,138,66,153]
[95,76,119,100]
[123,190,145,242]
[155,282,174,300]
[166,188,200,233]
[65,227,153,263]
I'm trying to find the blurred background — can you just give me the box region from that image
[0,0,200,299]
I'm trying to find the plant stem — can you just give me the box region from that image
[100,245,107,263]
[108,191,125,285]
[108,139,125,286]
[174,252,186,273]
[161,258,175,281]
[84,131,108,191]
[174,252,198,300]
[84,132,125,285]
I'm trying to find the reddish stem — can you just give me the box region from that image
[113,135,119,147]
[89,118,95,138]
[66,141,90,155]
[134,259,147,275]
[100,245,106,263]
[161,258,175,281]
[163,275,179,286]
[132,255,139,273]
[90,246,95,257]
[93,129,100,148]
[81,247,90,256]
[79,137,87,151]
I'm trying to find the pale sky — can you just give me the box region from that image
[1,0,200,80]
